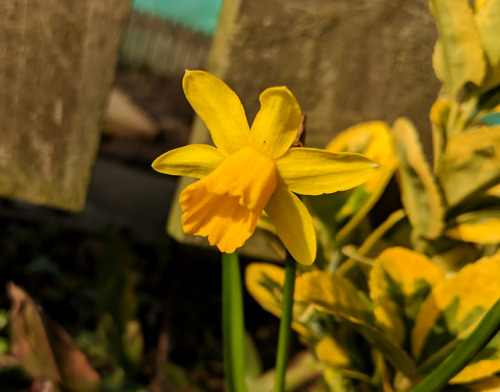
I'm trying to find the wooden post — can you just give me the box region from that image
[0,0,130,211]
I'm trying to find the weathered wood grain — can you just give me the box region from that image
[0,0,130,211]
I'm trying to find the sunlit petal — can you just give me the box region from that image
[180,146,278,253]
[183,70,250,154]
[276,148,377,195]
[249,87,302,159]
[152,144,225,179]
[265,182,316,265]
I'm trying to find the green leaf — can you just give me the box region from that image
[437,126,500,206]
[244,333,263,383]
[392,118,445,239]
[430,0,486,96]
[97,235,141,374]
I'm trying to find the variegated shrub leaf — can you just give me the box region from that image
[475,0,500,67]
[338,210,412,289]
[412,253,500,383]
[430,98,450,170]
[315,336,373,384]
[326,121,398,244]
[446,208,500,244]
[369,247,445,348]
[295,271,417,377]
[392,118,445,239]
[303,121,397,262]
[430,0,486,96]
[467,375,500,391]
[437,126,500,207]
[245,262,313,337]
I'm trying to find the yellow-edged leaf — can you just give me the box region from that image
[295,270,372,323]
[451,330,500,383]
[296,271,417,377]
[338,210,411,286]
[369,248,445,347]
[430,0,486,96]
[468,375,500,391]
[392,118,445,239]
[432,243,482,274]
[302,122,397,264]
[316,337,351,368]
[412,253,500,380]
[475,0,500,67]
[327,121,398,243]
[437,126,500,207]
[245,262,312,336]
[446,208,500,244]
[430,98,450,170]
[315,336,374,384]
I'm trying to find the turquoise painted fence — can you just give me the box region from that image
[119,0,222,75]
[131,0,222,35]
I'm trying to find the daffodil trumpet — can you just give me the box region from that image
[152,70,376,266]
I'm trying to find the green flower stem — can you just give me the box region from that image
[222,252,247,392]
[411,298,500,392]
[274,252,297,392]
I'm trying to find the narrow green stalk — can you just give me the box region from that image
[411,298,500,392]
[222,252,247,392]
[274,252,297,392]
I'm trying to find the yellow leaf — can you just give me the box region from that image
[370,248,445,346]
[430,0,486,95]
[316,337,351,369]
[245,262,311,336]
[430,98,450,170]
[326,121,398,242]
[437,126,500,207]
[468,375,500,391]
[295,270,372,323]
[392,118,445,238]
[412,253,500,364]
[446,216,500,244]
[475,0,500,67]
[297,270,418,377]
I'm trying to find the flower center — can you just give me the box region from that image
[179,146,278,253]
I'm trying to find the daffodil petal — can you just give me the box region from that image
[249,87,302,159]
[276,148,377,195]
[152,144,224,179]
[265,182,316,265]
[183,70,249,154]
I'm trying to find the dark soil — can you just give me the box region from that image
[0,67,300,392]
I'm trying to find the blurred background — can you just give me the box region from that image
[0,0,441,390]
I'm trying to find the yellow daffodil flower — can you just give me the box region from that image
[152,70,376,265]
